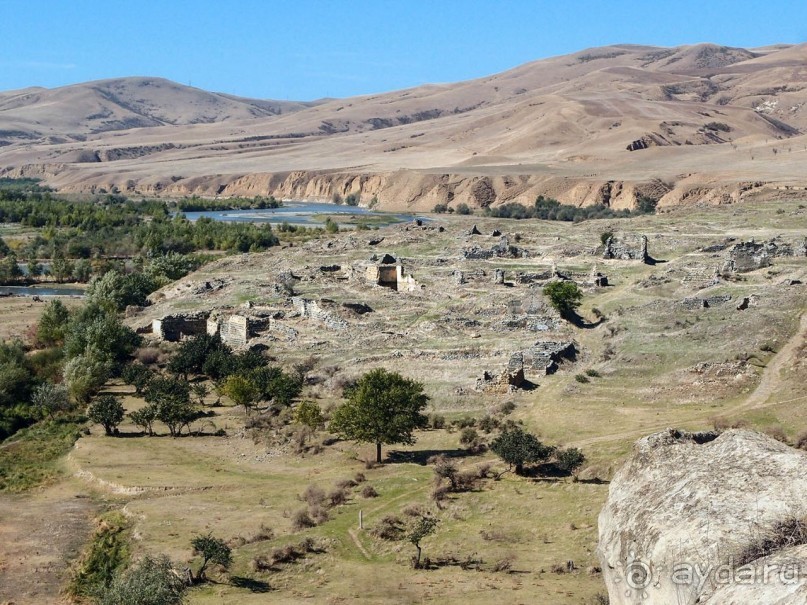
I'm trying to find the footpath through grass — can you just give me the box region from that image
[0,414,85,492]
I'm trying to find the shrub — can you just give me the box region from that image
[459,427,479,447]
[353,472,366,483]
[543,281,583,318]
[584,369,601,378]
[328,487,349,507]
[96,555,185,605]
[497,401,516,416]
[736,516,807,566]
[555,447,586,475]
[300,484,326,507]
[371,515,405,540]
[291,509,316,531]
[764,426,789,444]
[360,485,379,498]
[796,432,807,451]
[429,413,446,429]
[433,204,448,214]
[456,203,472,215]
[574,374,590,384]
[479,415,499,433]
[491,554,515,572]
[190,534,231,582]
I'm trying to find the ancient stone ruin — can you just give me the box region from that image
[292,297,348,329]
[152,312,208,341]
[364,255,420,292]
[476,353,526,393]
[602,234,650,263]
[720,238,807,274]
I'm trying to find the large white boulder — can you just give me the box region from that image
[598,429,807,605]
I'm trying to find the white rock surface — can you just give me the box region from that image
[598,429,807,605]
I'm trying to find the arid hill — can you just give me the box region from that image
[1,43,806,210]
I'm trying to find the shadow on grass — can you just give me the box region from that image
[230,576,272,593]
[387,448,475,465]
[565,311,605,330]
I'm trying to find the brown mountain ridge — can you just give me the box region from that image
[1,43,806,210]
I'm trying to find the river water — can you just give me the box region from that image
[181,201,425,226]
[0,285,85,297]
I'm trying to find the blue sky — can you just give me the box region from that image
[1,1,805,100]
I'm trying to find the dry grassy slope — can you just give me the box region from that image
[1,44,807,210]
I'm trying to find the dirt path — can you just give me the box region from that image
[0,481,96,604]
[732,311,807,412]
[348,528,372,560]
[569,311,807,450]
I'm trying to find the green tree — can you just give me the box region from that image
[36,299,71,346]
[330,368,429,463]
[87,270,156,312]
[145,376,194,437]
[31,382,71,419]
[294,401,324,429]
[249,366,302,407]
[542,281,583,319]
[63,351,112,403]
[221,374,260,415]
[490,427,555,475]
[408,515,438,569]
[190,534,231,582]
[73,259,92,283]
[97,554,186,605]
[169,334,229,379]
[324,217,339,233]
[64,304,141,367]
[121,362,154,396]
[0,253,23,283]
[555,447,586,476]
[50,256,74,282]
[129,404,158,436]
[88,394,125,435]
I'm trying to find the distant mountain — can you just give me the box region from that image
[0,77,320,143]
[1,44,806,210]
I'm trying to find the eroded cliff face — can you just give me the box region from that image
[598,429,807,605]
[4,163,803,211]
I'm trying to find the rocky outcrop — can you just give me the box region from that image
[598,429,807,605]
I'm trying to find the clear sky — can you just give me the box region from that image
[2,0,805,100]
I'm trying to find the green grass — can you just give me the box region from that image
[0,414,85,492]
[67,510,131,600]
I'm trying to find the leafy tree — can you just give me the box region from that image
[0,340,35,409]
[0,253,22,283]
[73,258,93,283]
[190,383,209,406]
[294,401,324,429]
[31,382,71,418]
[97,554,186,605]
[36,299,71,346]
[64,304,141,367]
[88,394,125,435]
[129,404,158,436]
[121,362,154,396]
[490,427,555,475]
[190,534,231,582]
[542,281,583,319]
[456,203,472,215]
[408,515,438,569]
[63,351,112,403]
[50,255,74,282]
[249,366,302,407]
[555,447,586,476]
[221,374,260,415]
[169,334,229,379]
[145,376,194,437]
[330,368,429,463]
[87,270,157,312]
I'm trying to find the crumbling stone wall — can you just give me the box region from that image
[152,313,208,342]
[526,341,576,374]
[292,297,348,330]
[476,353,526,393]
[602,234,649,263]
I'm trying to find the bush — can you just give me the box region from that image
[584,369,601,378]
[459,427,479,447]
[456,203,472,215]
[96,555,185,605]
[328,487,349,506]
[555,447,586,475]
[433,204,448,214]
[300,484,326,507]
[574,374,590,383]
[371,515,405,540]
[428,413,446,429]
[291,509,316,531]
[796,432,807,451]
[543,281,583,318]
[737,516,807,566]
[360,485,379,498]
